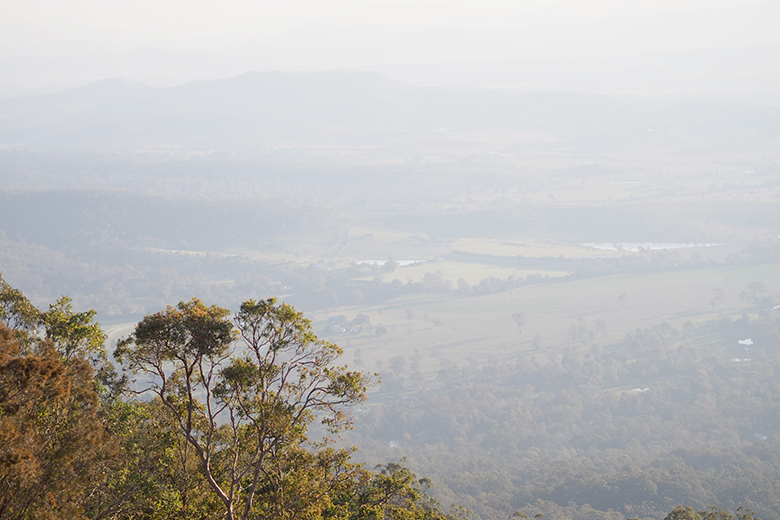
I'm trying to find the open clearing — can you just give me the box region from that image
[313,262,780,374]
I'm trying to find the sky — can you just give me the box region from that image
[2,0,777,53]
[1,0,779,96]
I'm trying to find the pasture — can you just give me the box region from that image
[314,262,780,375]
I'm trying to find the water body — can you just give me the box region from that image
[357,259,427,266]
[583,242,722,252]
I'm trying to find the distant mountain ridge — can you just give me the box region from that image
[1,70,778,151]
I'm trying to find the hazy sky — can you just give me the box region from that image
[1,0,779,96]
[3,0,777,55]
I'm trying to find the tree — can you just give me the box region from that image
[594,317,607,338]
[353,313,370,326]
[0,274,106,363]
[0,277,153,520]
[739,282,767,305]
[0,322,116,520]
[327,462,462,520]
[511,312,527,334]
[349,288,365,307]
[709,288,725,310]
[383,259,399,273]
[698,506,734,520]
[83,396,223,520]
[41,296,106,361]
[664,506,762,520]
[0,274,42,347]
[735,507,761,520]
[115,298,371,520]
[568,321,588,345]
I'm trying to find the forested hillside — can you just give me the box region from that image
[1,274,777,520]
[347,311,780,518]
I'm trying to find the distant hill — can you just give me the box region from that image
[1,70,778,150]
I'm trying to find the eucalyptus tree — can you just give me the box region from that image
[115,298,371,520]
[0,274,42,347]
[0,321,115,520]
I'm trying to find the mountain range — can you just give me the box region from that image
[1,70,779,151]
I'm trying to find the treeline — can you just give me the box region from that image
[346,312,780,519]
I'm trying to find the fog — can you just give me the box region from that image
[3,0,780,97]
[2,2,780,519]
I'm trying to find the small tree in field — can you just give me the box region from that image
[511,312,527,334]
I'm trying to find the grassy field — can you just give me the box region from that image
[313,262,780,375]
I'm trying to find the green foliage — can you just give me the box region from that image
[0,322,117,520]
[664,506,764,520]
[0,282,456,520]
[0,274,108,363]
[116,297,373,520]
[0,274,42,347]
[42,296,107,360]
[326,462,463,520]
[666,506,703,520]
